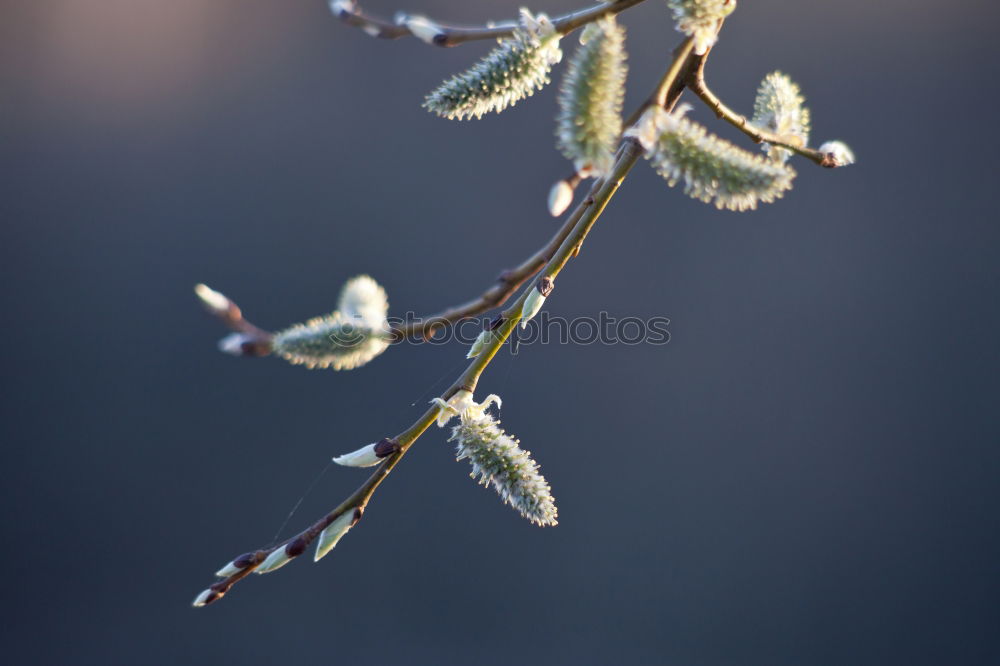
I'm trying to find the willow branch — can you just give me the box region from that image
[196,143,644,606]
[686,57,836,167]
[330,0,648,47]
[194,20,703,607]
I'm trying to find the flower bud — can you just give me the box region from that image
[404,15,444,45]
[818,141,855,168]
[333,443,380,468]
[333,438,400,468]
[548,179,574,217]
[329,0,354,18]
[192,588,219,608]
[194,283,231,315]
[314,508,362,562]
[217,332,252,356]
[521,278,553,329]
[466,329,494,359]
[255,546,294,574]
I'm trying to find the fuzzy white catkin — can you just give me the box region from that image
[272,312,390,370]
[555,17,627,177]
[629,106,795,211]
[337,275,389,329]
[751,71,810,163]
[666,0,737,55]
[448,402,558,527]
[271,275,391,370]
[424,10,562,120]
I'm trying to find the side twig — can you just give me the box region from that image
[393,189,601,341]
[686,56,837,167]
[195,284,274,355]
[330,0,648,47]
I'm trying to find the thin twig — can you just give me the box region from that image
[392,193,599,341]
[686,56,835,167]
[330,0,648,47]
[196,288,274,355]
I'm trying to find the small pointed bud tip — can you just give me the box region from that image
[194,283,230,314]
[404,15,443,45]
[333,442,382,468]
[329,0,354,16]
[547,180,574,217]
[192,588,218,608]
[521,280,552,329]
[218,332,251,356]
[214,561,243,578]
[313,509,360,562]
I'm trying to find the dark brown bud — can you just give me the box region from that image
[537,277,555,297]
[232,552,257,569]
[285,537,308,558]
[374,438,400,458]
[240,337,273,356]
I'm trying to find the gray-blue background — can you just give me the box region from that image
[2,1,998,663]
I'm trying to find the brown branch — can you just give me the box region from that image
[194,284,274,356]
[329,0,648,47]
[686,55,837,167]
[195,204,592,351]
[391,195,597,341]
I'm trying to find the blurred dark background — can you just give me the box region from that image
[2,1,998,663]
